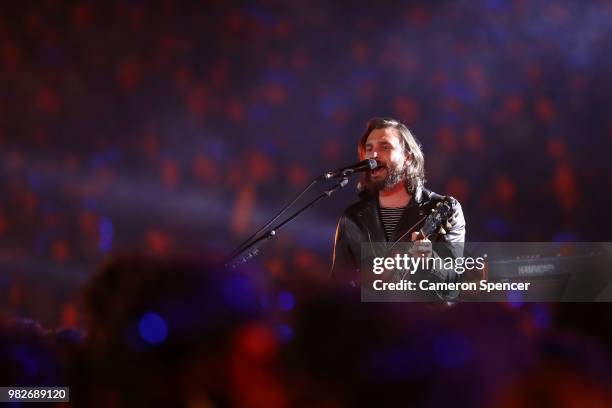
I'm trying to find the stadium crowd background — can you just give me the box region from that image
[1,0,612,405]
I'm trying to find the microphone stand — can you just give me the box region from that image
[227,178,318,261]
[227,160,375,263]
[225,177,349,269]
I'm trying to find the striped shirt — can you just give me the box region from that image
[379,206,407,241]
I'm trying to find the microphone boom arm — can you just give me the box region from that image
[225,177,349,269]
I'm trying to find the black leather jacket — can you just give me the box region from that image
[330,186,466,287]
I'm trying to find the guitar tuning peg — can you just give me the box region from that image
[436,202,442,207]
[439,227,446,235]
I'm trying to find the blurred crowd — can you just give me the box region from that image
[1,0,612,403]
[2,253,612,407]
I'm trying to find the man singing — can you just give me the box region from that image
[330,117,466,289]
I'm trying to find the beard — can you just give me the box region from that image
[361,160,406,194]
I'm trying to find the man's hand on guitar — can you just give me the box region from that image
[410,231,432,258]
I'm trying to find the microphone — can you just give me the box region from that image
[318,158,377,180]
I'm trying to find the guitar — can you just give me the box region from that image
[363,198,464,297]
[389,197,457,282]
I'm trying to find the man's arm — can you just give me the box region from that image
[443,197,466,245]
[433,197,466,299]
[330,215,358,285]
[412,196,466,298]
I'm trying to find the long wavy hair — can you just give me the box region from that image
[357,117,425,195]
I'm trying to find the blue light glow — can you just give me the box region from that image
[277,324,293,342]
[552,232,577,242]
[486,217,511,237]
[138,313,168,344]
[530,304,551,329]
[98,217,114,253]
[434,333,471,368]
[278,291,296,311]
[507,290,524,308]
[223,276,256,312]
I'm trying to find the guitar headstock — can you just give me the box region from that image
[421,198,454,239]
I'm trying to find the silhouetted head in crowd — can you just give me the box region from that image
[79,252,267,406]
[3,256,612,407]
[280,287,612,407]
